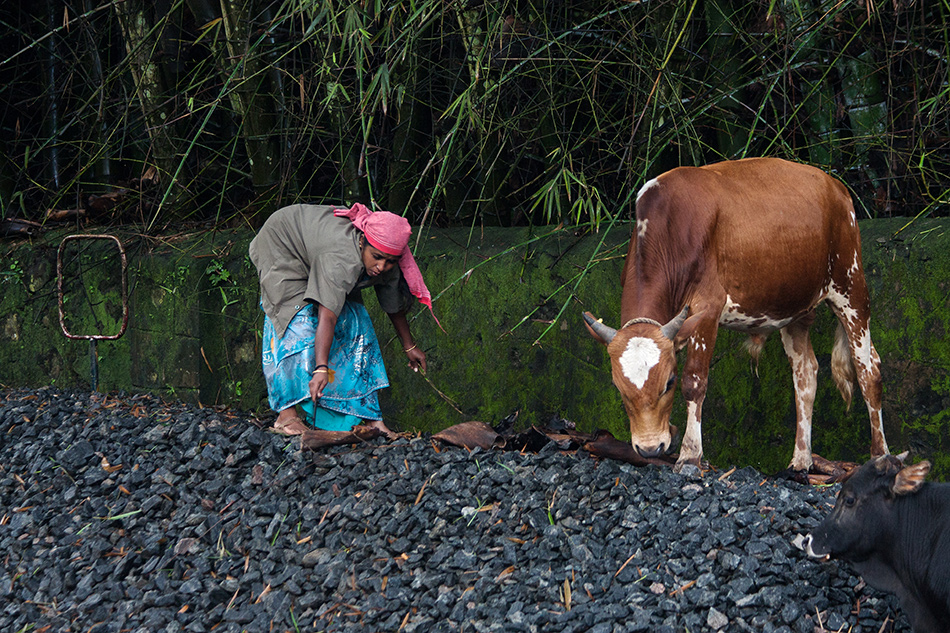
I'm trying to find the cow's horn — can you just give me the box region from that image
[660,307,690,340]
[582,312,617,343]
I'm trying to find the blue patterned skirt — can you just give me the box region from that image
[262,302,389,430]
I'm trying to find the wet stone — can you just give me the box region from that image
[0,387,912,633]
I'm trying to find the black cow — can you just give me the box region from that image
[803,454,950,633]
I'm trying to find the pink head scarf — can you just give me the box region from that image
[335,203,443,329]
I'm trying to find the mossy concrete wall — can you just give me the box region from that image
[1,230,262,408]
[2,219,949,478]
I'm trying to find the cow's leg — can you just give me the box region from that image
[675,319,719,472]
[861,340,888,457]
[780,319,818,472]
[832,314,888,458]
[826,286,888,458]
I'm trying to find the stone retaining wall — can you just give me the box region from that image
[2,218,948,477]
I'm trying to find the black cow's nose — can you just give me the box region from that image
[635,443,666,458]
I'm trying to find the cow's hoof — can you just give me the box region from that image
[673,458,703,476]
[677,463,702,478]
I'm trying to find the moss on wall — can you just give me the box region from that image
[2,219,949,479]
[375,227,632,440]
[0,229,266,410]
[861,219,950,479]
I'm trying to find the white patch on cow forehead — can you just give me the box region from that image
[619,337,662,389]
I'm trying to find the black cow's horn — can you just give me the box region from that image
[660,306,690,340]
[582,312,617,343]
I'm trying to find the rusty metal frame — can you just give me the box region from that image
[57,234,129,341]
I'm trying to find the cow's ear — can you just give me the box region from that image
[675,312,705,343]
[893,460,931,496]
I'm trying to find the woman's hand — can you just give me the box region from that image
[405,346,427,373]
[389,311,428,373]
[312,303,337,402]
[309,370,330,401]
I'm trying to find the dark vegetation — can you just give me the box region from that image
[0,0,948,234]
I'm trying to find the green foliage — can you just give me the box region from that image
[205,260,239,312]
[1,260,24,286]
[159,265,190,295]
[205,260,231,286]
[1,1,948,229]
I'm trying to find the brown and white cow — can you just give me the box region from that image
[583,157,889,474]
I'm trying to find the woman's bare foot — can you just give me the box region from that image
[362,419,395,438]
[271,409,308,436]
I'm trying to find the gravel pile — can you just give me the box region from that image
[0,387,909,633]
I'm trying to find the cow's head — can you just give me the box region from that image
[803,453,930,563]
[583,307,690,458]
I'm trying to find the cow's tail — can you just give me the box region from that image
[831,321,855,411]
[742,334,768,377]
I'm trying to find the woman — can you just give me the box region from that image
[249,202,437,436]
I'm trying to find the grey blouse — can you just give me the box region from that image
[249,204,411,337]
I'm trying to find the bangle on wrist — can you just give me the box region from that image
[404,344,417,353]
[312,365,335,382]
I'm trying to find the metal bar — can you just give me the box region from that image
[90,339,98,392]
[57,234,129,341]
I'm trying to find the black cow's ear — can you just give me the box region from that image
[892,460,931,496]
